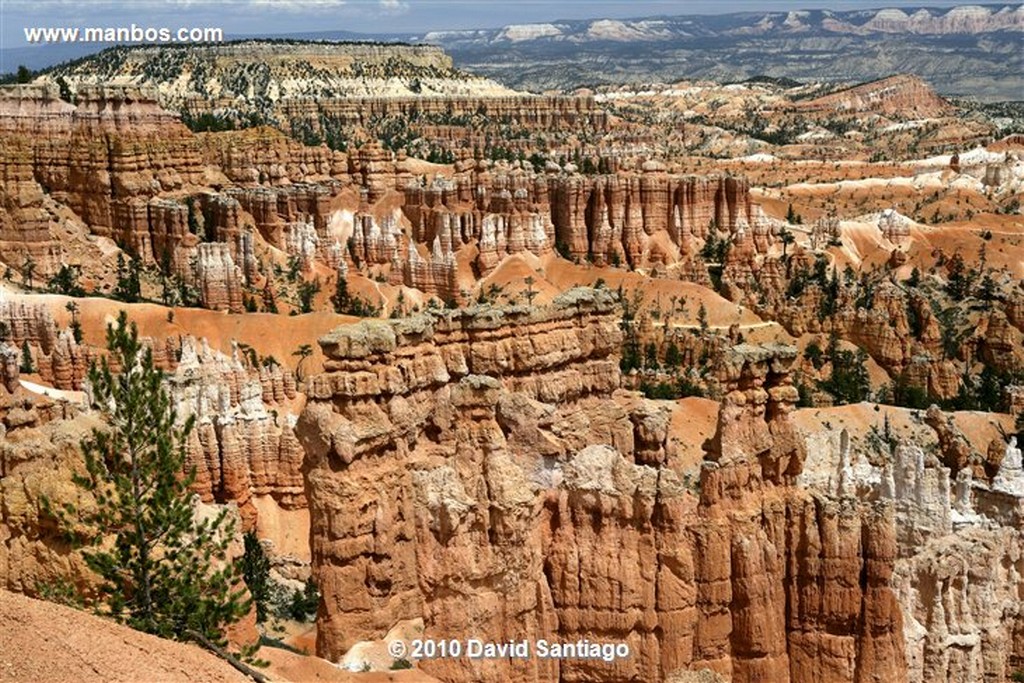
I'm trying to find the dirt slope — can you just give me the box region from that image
[0,590,247,683]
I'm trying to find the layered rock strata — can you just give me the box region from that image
[279,95,609,134]
[167,338,304,525]
[803,415,1024,683]
[1,84,770,309]
[298,290,907,683]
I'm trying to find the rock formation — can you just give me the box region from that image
[0,84,205,275]
[0,300,93,390]
[0,360,92,596]
[1,82,775,312]
[192,243,245,314]
[994,436,1024,494]
[167,338,305,525]
[297,290,908,682]
[800,408,1024,683]
[792,75,952,118]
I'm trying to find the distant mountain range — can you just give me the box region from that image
[415,4,1024,101]
[3,4,1022,101]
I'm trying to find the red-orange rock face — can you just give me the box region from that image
[168,338,304,526]
[297,290,907,682]
[2,84,767,312]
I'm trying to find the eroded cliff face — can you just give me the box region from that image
[0,295,307,528]
[0,348,98,596]
[0,300,93,390]
[0,85,763,310]
[166,337,305,527]
[0,85,206,276]
[797,411,1024,683]
[0,325,299,621]
[297,289,906,682]
[344,152,770,303]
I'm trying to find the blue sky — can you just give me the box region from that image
[0,0,979,48]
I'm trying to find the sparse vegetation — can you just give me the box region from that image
[45,311,249,643]
[241,532,272,624]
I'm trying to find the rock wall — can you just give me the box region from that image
[801,412,1024,683]
[297,290,908,682]
[0,360,92,596]
[278,95,609,134]
[167,338,304,526]
[792,75,952,118]
[192,243,245,313]
[1,84,766,309]
[0,85,205,273]
[0,300,95,390]
[344,157,767,304]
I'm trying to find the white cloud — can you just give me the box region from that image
[379,0,409,14]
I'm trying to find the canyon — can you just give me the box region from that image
[0,35,1022,683]
[295,290,1022,682]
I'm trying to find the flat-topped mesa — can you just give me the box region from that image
[0,301,95,390]
[172,41,455,69]
[201,127,343,185]
[225,182,345,255]
[298,289,627,678]
[0,87,75,276]
[43,41,521,117]
[0,301,59,354]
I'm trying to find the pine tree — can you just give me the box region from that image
[22,255,36,290]
[945,252,969,299]
[644,342,660,370]
[820,338,871,405]
[113,253,142,303]
[241,533,271,624]
[297,279,320,314]
[52,311,249,642]
[49,264,85,297]
[292,344,313,381]
[664,340,682,369]
[56,76,75,104]
[66,301,83,344]
[524,276,537,306]
[159,249,175,306]
[786,203,798,224]
[19,341,34,373]
[780,229,795,259]
[331,275,351,314]
[907,266,921,288]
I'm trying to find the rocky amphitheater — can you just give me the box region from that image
[0,32,1022,683]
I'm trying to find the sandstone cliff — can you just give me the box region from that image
[167,337,305,526]
[297,290,908,682]
[792,75,952,118]
[0,84,763,311]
